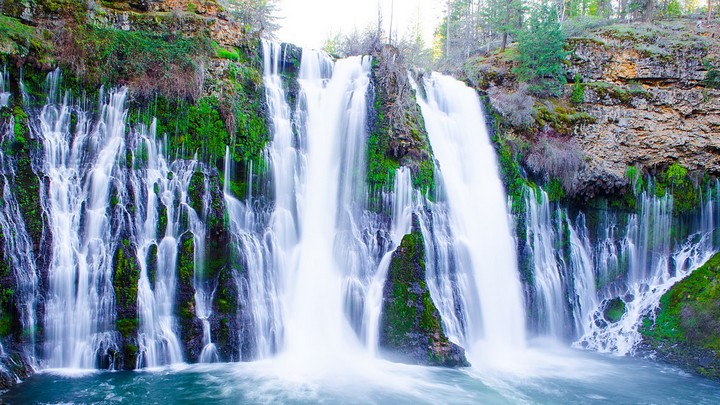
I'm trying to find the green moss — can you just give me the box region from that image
[0,15,54,65]
[642,253,720,352]
[0,287,14,337]
[178,233,195,286]
[58,24,212,100]
[585,81,652,105]
[545,178,566,202]
[188,171,205,214]
[113,245,139,310]
[655,163,698,216]
[116,318,139,339]
[383,231,448,352]
[603,297,626,323]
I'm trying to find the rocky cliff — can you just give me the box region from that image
[467,19,720,201]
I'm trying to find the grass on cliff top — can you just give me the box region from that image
[641,253,720,352]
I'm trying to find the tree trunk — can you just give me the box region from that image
[500,0,512,52]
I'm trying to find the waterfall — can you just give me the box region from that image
[131,123,195,368]
[577,186,719,353]
[40,71,125,368]
[0,66,9,108]
[415,73,526,359]
[280,48,373,363]
[231,42,410,365]
[0,109,38,362]
[194,173,218,363]
[519,177,719,353]
[363,167,413,355]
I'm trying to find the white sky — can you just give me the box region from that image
[275,0,444,50]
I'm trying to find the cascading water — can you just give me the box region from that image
[520,179,720,353]
[0,107,38,362]
[0,66,10,108]
[131,122,194,367]
[40,71,125,368]
[577,185,720,353]
[280,49,375,364]
[193,174,218,363]
[362,167,413,354]
[415,72,526,360]
[231,42,410,366]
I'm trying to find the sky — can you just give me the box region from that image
[275,0,444,50]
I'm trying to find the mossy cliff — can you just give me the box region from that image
[379,220,468,367]
[641,253,720,380]
[0,0,268,386]
[368,45,435,206]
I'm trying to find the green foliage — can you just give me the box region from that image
[703,61,720,89]
[642,253,720,353]
[188,171,206,214]
[178,234,195,286]
[0,15,53,64]
[603,297,626,323]
[626,165,645,195]
[545,178,566,202]
[0,287,13,337]
[570,74,585,104]
[494,133,529,215]
[214,43,241,61]
[655,163,698,216]
[513,4,567,96]
[666,0,682,17]
[113,245,139,311]
[116,318,139,339]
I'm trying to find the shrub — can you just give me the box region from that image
[525,131,583,190]
[487,83,535,127]
[570,74,584,105]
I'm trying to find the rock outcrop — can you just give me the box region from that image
[379,219,468,367]
[468,19,720,200]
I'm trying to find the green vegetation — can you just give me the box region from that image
[178,234,195,287]
[382,231,444,348]
[513,5,567,97]
[603,297,626,323]
[0,286,13,337]
[113,243,140,313]
[584,81,652,105]
[58,24,212,100]
[117,318,139,339]
[655,163,698,216]
[703,61,720,90]
[546,178,566,202]
[570,74,585,105]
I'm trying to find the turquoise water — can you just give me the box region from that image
[3,347,720,404]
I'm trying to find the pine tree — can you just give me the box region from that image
[512,3,567,96]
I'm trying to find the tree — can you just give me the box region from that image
[512,3,567,96]
[224,0,280,39]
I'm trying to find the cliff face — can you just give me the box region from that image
[468,19,720,200]
[567,22,720,198]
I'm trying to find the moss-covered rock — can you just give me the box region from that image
[641,253,720,380]
[379,221,468,367]
[368,45,435,207]
[176,232,202,361]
